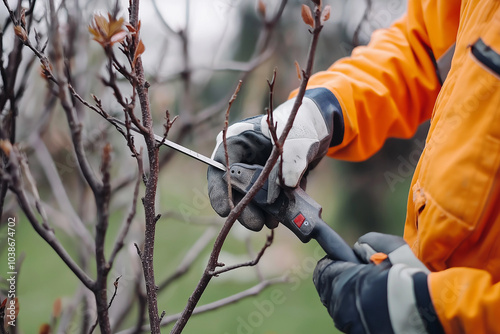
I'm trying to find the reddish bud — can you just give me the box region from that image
[14,25,28,42]
[321,5,331,24]
[301,5,314,28]
[294,61,302,80]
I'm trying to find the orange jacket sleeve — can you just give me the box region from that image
[290,0,458,161]
[288,0,500,332]
[429,268,500,333]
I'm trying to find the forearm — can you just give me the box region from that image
[430,268,500,333]
[289,0,459,161]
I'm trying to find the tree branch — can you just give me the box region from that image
[170,4,326,332]
[89,276,121,334]
[128,1,163,332]
[3,145,94,290]
[222,80,242,211]
[108,151,143,268]
[93,143,113,334]
[210,231,273,276]
[115,276,288,334]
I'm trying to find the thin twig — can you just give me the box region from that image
[108,151,142,268]
[115,276,288,334]
[170,4,325,332]
[128,1,163,331]
[4,146,94,290]
[30,136,96,252]
[222,80,242,211]
[210,230,274,276]
[93,142,113,334]
[266,68,279,144]
[89,276,121,334]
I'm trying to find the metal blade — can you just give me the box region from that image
[111,118,226,171]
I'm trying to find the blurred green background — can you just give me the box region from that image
[0,0,427,333]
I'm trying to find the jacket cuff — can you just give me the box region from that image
[412,272,445,334]
[304,88,345,147]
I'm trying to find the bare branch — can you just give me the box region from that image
[30,136,95,251]
[266,68,279,144]
[210,230,274,276]
[222,80,243,211]
[171,3,325,332]
[127,1,163,331]
[108,151,143,268]
[19,152,49,228]
[116,276,288,334]
[89,276,122,334]
[3,145,94,290]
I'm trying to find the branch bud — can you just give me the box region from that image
[14,25,28,42]
[294,61,302,80]
[321,5,331,24]
[301,5,314,28]
[20,7,27,27]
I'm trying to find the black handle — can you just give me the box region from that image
[227,163,360,263]
[313,220,360,263]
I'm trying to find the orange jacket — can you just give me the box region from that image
[297,0,500,332]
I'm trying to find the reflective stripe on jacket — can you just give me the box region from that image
[295,1,500,332]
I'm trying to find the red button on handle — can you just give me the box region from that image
[293,213,305,228]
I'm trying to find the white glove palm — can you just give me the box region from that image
[207,88,343,231]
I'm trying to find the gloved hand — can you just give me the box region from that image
[313,232,444,334]
[207,88,344,231]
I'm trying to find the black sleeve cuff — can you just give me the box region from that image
[412,272,445,334]
[304,87,345,147]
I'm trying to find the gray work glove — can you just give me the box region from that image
[207,88,344,231]
[313,233,444,334]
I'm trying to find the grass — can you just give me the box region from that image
[5,157,342,333]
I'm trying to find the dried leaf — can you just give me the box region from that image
[294,61,302,80]
[53,298,62,318]
[257,0,266,18]
[301,5,314,28]
[0,298,7,309]
[132,39,146,67]
[321,5,331,24]
[125,22,136,33]
[39,323,50,334]
[14,25,28,42]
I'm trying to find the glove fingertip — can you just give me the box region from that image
[207,183,231,217]
[237,203,266,232]
[313,256,335,286]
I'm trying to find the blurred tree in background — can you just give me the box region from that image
[0,0,425,333]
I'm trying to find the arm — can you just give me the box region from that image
[429,268,500,333]
[292,0,459,161]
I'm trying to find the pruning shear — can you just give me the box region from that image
[115,119,360,263]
